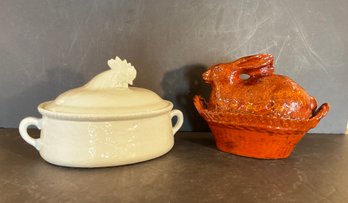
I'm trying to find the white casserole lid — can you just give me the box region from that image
[40,57,171,116]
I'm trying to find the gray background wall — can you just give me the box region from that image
[0,0,347,133]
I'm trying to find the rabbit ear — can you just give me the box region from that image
[234,54,274,70]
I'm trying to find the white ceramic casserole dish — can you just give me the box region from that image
[19,57,183,168]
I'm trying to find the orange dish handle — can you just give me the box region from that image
[309,103,330,128]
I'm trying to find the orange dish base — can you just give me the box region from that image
[194,96,329,159]
[209,122,305,159]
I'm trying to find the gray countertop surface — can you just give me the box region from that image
[0,129,347,203]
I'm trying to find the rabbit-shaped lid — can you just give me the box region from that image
[41,57,170,115]
[198,54,328,120]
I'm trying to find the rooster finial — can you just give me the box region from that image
[84,56,137,89]
[107,56,136,87]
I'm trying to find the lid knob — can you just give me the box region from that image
[85,56,137,89]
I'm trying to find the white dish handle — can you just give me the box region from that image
[170,109,184,135]
[19,117,42,150]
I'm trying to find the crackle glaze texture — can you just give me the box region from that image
[194,54,329,159]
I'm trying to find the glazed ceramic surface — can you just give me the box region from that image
[19,57,184,167]
[194,54,329,159]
